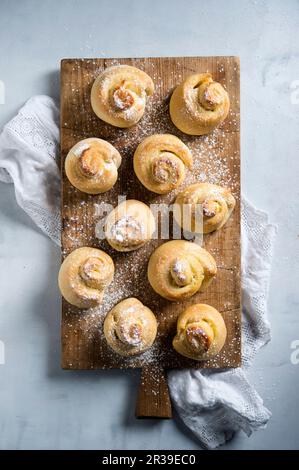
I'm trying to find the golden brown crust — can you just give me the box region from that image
[173,303,227,361]
[91,65,154,128]
[104,297,157,357]
[174,182,236,234]
[58,247,114,308]
[104,199,156,252]
[147,240,217,301]
[133,134,192,194]
[169,73,230,135]
[65,138,121,194]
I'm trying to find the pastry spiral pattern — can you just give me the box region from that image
[65,138,122,194]
[91,65,154,128]
[133,134,193,194]
[174,183,236,234]
[173,303,227,361]
[147,240,217,301]
[104,298,158,357]
[58,247,114,309]
[170,73,230,135]
[105,199,156,252]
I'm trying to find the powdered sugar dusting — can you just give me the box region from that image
[73,142,90,156]
[171,259,188,283]
[110,215,145,243]
[61,57,241,372]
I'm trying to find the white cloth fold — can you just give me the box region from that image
[0,96,277,449]
[0,95,61,245]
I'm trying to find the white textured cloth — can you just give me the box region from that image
[0,96,277,449]
[0,96,61,245]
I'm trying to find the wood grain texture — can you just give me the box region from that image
[60,56,241,417]
[136,366,172,419]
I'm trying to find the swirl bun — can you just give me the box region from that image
[133,134,192,194]
[104,298,157,357]
[170,73,230,135]
[105,199,156,252]
[65,138,121,194]
[91,65,154,128]
[147,240,217,301]
[58,247,114,308]
[174,183,235,234]
[173,303,227,361]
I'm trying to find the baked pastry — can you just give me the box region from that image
[58,247,114,308]
[169,73,230,135]
[104,297,157,357]
[65,138,121,194]
[105,199,156,252]
[147,240,217,301]
[173,303,227,361]
[133,134,192,194]
[174,183,235,234]
[91,65,154,128]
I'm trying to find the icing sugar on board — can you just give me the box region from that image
[60,57,241,415]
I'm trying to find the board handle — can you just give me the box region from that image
[135,365,172,419]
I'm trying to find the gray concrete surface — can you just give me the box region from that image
[0,0,299,450]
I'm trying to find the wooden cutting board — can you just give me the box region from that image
[60,56,241,418]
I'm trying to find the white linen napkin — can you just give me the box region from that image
[0,95,61,245]
[0,95,277,449]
